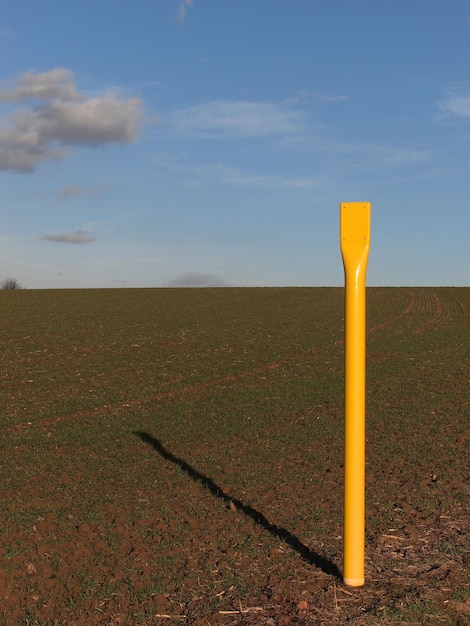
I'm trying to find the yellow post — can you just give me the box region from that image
[340,201,371,587]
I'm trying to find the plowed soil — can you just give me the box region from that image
[1,287,468,625]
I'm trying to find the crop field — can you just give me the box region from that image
[0,287,469,625]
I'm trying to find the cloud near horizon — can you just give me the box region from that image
[41,229,96,244]
[165,271,229,287]
[0,68,143,172]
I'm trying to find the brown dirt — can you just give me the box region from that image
[1,288,469,625]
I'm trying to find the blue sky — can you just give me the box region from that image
[1,0,469,288]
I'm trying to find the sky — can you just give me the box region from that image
[1,0,469,288]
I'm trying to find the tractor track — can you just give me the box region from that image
[4,289,450,434]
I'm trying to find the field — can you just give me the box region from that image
[1,287,468,625]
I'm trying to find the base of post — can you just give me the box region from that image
[343,577,364,587]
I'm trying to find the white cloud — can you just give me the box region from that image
[0,68,81,102]
[38,95,142,144]
[165,271,229,287]
[165,100,305,138]
[41,229,96,244]
[0,69,143,172]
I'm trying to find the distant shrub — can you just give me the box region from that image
[1,277,23,290]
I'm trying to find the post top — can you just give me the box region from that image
[340,202,371,276]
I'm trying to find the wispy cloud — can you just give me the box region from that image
[0,68,143,173]
[284,90,349,106]
[162,97,429,171]
[41,229,95,244]
[44,184,100,208]
[153,154,325,189]
[187,163,324,189]
[58,184,85,199]
[374,145,433,165]
[281,133,432,167]
[164,100,305,139]
[312,92,349,103]
[178,0,194,22]
[284,90,348,105]
[438,93,470,119]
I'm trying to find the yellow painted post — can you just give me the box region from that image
[340,201,371,587]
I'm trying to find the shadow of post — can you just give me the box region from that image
[134,431,341,579]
